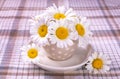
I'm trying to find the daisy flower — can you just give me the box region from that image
[29,15,49,46]
[86,52,111,74]
[20,43,41,63]
[71,16,92,47]
[48,20,74,48]
[46,4,76,21]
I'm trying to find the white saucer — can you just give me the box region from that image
[33,44,93,72]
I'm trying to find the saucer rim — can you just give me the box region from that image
[33,44,93,71]
[34,58,89,71]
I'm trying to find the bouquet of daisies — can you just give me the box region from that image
[29,4,92,48]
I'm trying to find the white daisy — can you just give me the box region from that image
[29,15,49,46]
[46,4,76,21]
[48,20,74,48]
[86,52,111,74]
[20,43,41,63]
[71,16,92,47]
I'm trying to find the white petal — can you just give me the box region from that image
[103,65,110,71]
[65,8,73,16]
[53,4,58,10]
[67,12,76,17]
[86,64,93,70]
[92,52,98,59]
[88,56,93,61]
[70,32,78,40]
[98,53,103,58]
[57,41,63,48]
[93,69,99,74]
[59,6,65,13]
[105,60,111,65]
[61,41,66,48]
[31,43,36,48]
[78,41,82,47]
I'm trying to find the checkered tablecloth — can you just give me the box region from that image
[0,0,120,79]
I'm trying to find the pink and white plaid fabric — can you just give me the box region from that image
[0,0,120,79]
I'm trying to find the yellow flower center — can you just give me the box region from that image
[54,13,66,20]
[56,27,69,40]
[75,24,85,36]
[38,24,48,37]
[27,48,38,59]
[92,58,103,69]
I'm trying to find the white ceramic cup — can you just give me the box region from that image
[43,41,79,61]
